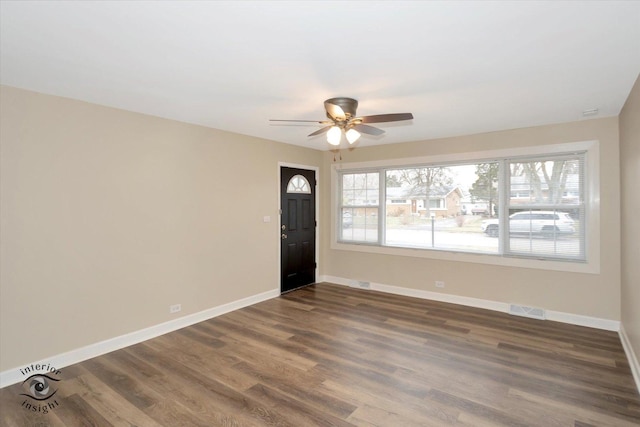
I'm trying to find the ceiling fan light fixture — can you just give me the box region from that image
[327,126,342,145]
[346,128,361,144]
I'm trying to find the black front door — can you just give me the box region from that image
[280,167,316,293]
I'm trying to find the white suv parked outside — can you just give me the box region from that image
[481,211,575,238]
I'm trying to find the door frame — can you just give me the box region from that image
[278,162,319,294]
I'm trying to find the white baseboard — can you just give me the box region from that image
[620,324,640,394]
[319,275,620,332]
[0,288,279,388]
[544,310,620,331]
[320,275,510,313]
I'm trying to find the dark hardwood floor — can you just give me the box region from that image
[2,283,639,426]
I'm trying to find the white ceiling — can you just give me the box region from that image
[1,1,639,151]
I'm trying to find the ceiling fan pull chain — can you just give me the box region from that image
[332,150,342,162]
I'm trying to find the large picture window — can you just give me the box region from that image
[337,150,587,263]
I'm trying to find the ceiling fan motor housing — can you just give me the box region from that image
[325,97,358,119]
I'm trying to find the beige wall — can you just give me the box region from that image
[321,118,621,320]
[0,86,322,371]
[620,75,640,365]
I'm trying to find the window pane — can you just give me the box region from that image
[340,172,380,243]
[385,163,499,253]
[509,159,581,206]
[286,175,311,194]
[505,155,584,260]
[506,208,581,259]
[340,207,378,242]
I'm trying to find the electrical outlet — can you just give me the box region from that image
[169,304,181,314]
[435,281,445,288]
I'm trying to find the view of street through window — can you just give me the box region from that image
[340,157,584,260]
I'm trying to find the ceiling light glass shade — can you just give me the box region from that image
[327,126,342,146]
[346,128,361,144]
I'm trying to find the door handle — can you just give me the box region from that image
[281,233,288,240]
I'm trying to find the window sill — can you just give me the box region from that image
[331,241,599,274]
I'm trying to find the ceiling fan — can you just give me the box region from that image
[270,97,413,146]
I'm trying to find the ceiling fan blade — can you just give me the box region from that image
[270,119,331,124]
[360,113,414,123]
[324,101,346,121]
[308,126,333,137]
[353,124,385,136]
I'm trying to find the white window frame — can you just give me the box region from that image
[331,141,600,274]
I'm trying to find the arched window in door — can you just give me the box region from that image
[287,174,311,194]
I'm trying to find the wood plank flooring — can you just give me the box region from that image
[1,283,639,426]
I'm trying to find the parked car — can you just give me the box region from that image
[471,206,489,215]
[463,203,489,215]
[342,211,353,228]
[481,211,575,238]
